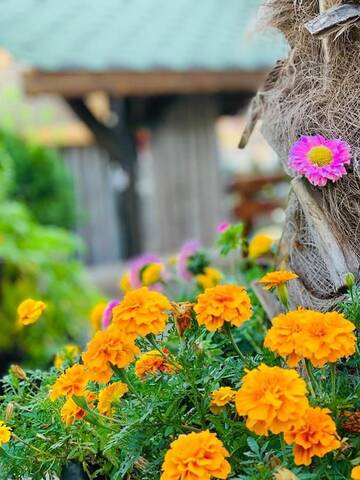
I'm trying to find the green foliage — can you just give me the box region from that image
[217,223,245,256]
[0,143,99,367]
[0,129,77,229]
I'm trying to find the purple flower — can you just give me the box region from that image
[177,240,201,280]
[217,222,230,234]
[102,299,120,329]
[289,135,351,187]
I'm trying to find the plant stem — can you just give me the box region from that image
[280,434,287,463]
[224,323,249,366]
[304,359,318,397]
[331,363,337,413]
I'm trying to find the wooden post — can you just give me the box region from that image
[67,97,141,258]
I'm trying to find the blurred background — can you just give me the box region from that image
[0,0,288,369]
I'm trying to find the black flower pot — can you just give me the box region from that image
[60,462,89,480]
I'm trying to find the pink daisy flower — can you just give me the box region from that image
[129,254,164,291]
[217,222,230,234]
[289,135,351,187]
[102,299,120,329]
[177,240,201,280]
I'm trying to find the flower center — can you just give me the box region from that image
[308,146,333,167]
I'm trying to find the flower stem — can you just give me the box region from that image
[304,359,318,397]
[224,323,249,366]
[330,363,337,413]
[280,434,287,463]
[109,363,145,405]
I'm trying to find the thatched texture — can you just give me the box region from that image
[257,0,360,309]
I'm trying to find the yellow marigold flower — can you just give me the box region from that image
[17,298,46,326]
[196,267,223,290]
[352,466,360,480]
[210,386,236,415]
[0,421,11,446]
[142,263,164,286]
[248,234,273,259]
[274,468,298,480]
[49,364,89,401]
[284,407,340,466]
[82,325,140,384]
[90,302,107,332]
[54,344,80,369]
[135,349,174,379]
[98,381,129,416]
[264,309,310,367]
[112,287,172,338]
[259,270,298,290]
[119,271,132,294]
[299,311,356,368]
[235,363,309,436]
[160,430,231,480]
[60,391,96,426]
[194,285,252,332]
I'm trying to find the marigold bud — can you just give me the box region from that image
[5,402,14,422]
[274,468,298,480]
[346,272,356,289]
[10,364,27,380]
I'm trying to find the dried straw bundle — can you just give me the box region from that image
[258,0,360,309]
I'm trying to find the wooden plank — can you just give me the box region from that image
[305,3,360,37]
[291,177,358,288]
[23,69,268,97]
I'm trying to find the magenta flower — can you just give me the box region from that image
[289,135,351,187]
[177,240,201,280]
[102,299,120,329]
[217,222,230,234]
[129,254,164,291]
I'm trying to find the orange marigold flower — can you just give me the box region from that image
[54,344,80,369]
[98,381,129,416]
[352,466,360,480]
[299,311,356,368]
[90,302,107,332]
[248,234,273,259]
[264,309,310,367]
[284,407,341,466]
[160,430,231,480]
[60,391,96,426]
[135,349,174,379]
[210,387,236,415]
[259,271,298,290]
[194,285,252,332]
[119,271,132,294]
[17,298,46,326]
[0,421,11,446]
[196,267,223,290]
[112,287,172,338]
[235,363,308,436]
[82,325,140,384]
[49,364,88,401]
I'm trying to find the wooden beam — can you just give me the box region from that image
[67,98,141,258]
[23,69,268,97]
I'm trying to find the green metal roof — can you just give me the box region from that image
[0,0,287,72]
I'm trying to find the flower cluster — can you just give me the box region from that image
[135,349,174,379]
[265,309,356,367]
[161,430,231,480]
[194,284,252,332]
[49,364,88,401]
[210,387,236,415]
[82,327,140,384]
[98,382,128,416]
[17,298,46,326]
[112,287,172,338]
[235,364,309,436]
[284,407,340,466]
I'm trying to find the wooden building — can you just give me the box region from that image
[0,0,285,261]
